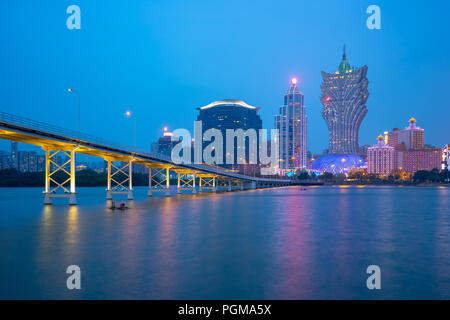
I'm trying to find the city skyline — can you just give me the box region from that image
[0,1,449,157]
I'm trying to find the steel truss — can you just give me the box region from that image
[148,167,170,196]
[106,159,133,200]
[198,176,216,192]
[176,172,197,194]
[43,147,77,205]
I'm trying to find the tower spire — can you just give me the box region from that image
[338,45,350,74]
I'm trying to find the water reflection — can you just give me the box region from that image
[1,186,450,299]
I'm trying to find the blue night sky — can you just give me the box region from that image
[0,0,449,157]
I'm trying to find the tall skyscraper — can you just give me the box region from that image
[10,141,18,169]
[367,135,396,175]
[275,78,307,170]
[197,99,262,173]
[320,46,369,155]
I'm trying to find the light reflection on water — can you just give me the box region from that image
[0,185,449,299]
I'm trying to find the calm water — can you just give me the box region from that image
[0,185,449,299]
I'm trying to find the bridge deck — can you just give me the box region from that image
[0,112,289,184]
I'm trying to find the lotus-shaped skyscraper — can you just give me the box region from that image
[320,46,369,155]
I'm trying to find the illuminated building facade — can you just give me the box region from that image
[402,149,442,173]
[320,46,369,155]
[156,127,180,157]
[11,141,18,169]
[442,145,449,171]
[310,154,366,174]
[367,135,396,175]
[388,118,424,150]
[197,99,262,172]
[275,78,307,170]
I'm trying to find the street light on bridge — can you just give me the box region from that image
[125,110,137,152]
[68,88,81,140]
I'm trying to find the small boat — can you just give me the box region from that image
[109,201,128,211]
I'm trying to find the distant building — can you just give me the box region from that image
[76,163,88,171]
[402,149,441,173]
[157,127,180,157]
[18,151,38,172]
[388,118,424,150]
[91,160,107,173]
[197,99,262,173]
[37,155,45,172]
[0,151,11,170]
[385,117,440,173]
[320,46,369,155]
[367,135,396,175]
[11,141,18,169]
[275,77,307,170]
[387,128,400,148]
[358,144,370,160]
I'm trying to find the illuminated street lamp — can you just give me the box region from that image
[125,110,137,152]
[68,88,80,140]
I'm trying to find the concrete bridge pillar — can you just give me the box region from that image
[227,180,232,192]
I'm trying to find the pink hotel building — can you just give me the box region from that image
[368,118,442,175]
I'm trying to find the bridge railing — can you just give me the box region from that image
[0,111,289,182]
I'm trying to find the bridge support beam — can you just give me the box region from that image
[243,181,256,190]
[198,176,216,193]
[176,172,197,194]
[43,147,77,205]
[105,159,133,200]
[227,180,232,192]
[148,167,170,196]
[240,181,244,191]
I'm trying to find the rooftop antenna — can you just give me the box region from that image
[343,44,346,60]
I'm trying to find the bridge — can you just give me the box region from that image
[0,112,291,205]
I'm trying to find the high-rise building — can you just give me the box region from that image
[37,155,45,172]
[385,117,437,173]
[197,99,262,173]
[320,46,369,155]
[10,141,18,169]
[18,151,38,172]
[0,151,11,170]
[402,149,442,173]
[367,135,396,175]
[275,77,307,170]
[388,118,424,150]
[156,127,180,157]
